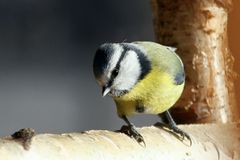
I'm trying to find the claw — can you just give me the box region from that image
[158,111,192,146]
[129,126,145,143]
[155,122,192,146]
[171,127,192,146]
[119,125,145,145]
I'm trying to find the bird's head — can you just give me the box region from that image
[93,43,151,97]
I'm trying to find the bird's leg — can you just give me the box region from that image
[159,110,192,145]
[120,115,144,143]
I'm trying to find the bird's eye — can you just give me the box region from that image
[112,69,119,77]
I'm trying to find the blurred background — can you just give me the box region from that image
[0,0,239,136]
[0,0,157,136]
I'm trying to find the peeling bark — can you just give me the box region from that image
[11,128,35,150]
[151,0,238,123]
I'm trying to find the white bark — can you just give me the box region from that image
[0,123,239,160]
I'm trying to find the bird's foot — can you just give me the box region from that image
[168,125,192,145]
[120,125,145,145]
[155,122,192,145]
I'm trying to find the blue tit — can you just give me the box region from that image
[93,41,191,144]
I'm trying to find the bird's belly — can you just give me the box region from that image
[143,95,180,114]
[114,70,184,117]
[115,97,179,117]
[114,83,184,117]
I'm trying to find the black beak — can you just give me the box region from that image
[102,85,111,97]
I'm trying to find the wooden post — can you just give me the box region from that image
[151,0,238,123]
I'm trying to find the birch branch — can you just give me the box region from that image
[0,123,239,160]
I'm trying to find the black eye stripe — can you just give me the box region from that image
[111,69,119,77]
[108,46,128,87]
[107,43,151,87]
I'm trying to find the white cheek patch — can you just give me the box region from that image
[113,50,141,90]
[106,44,123,78]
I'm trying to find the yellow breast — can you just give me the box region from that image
[114,69,184,117]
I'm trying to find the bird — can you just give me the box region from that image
[93,41,191,144]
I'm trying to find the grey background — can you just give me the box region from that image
[0,0,158,136]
